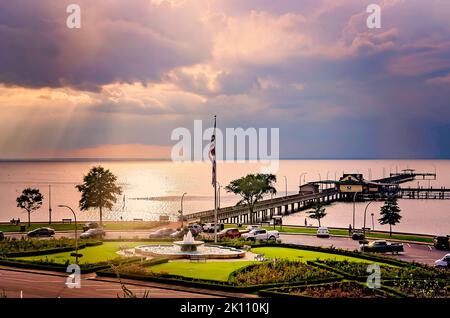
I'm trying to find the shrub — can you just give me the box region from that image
[229,260,337,286]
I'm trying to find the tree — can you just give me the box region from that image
[76,166,122,225]
[307,202,327,227]
[378,196,402,237]
[225,174,277,224]
[16,188,44,227]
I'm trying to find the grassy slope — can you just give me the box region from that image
[0,221,163,232]
[14,241,147,264]
[149,261,255,282]
[226,224,433,243]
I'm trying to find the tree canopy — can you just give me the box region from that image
[225,173,277,223]
[378,196,402,236]
[16,188,43,227]
[76,166,122,225]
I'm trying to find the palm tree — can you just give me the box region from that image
[307,202,327,227]
[16,188,44,227]
[378,196,402,237]
[76,166,122,225]
[225,174,277,224]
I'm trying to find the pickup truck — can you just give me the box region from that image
[360,240,404,254]
[242,229,279,241]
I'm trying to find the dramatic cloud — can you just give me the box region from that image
[1,0,450,158]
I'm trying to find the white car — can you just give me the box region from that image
[434,254,450,268]
[202,223,221,233]
[242,229,279,241]
[316,227,330,238]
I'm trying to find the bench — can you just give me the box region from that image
[255,253,268,262]
[190,255,207,263]
[62,218,72,224]
[133,218,144,222]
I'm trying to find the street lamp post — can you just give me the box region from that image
[299,173,307,192]
[179,192,187,229]
[371,213,375,230]
[363,200,376,238]
[57,205,78,264]
[283,176,287,197]
[352,192,357,230]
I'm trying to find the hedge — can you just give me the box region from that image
[0,256,140,274]
[1,241,102,257]
[258,280,404,298]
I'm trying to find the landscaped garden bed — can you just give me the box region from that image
[0,237,101,257]
[312,259,450,281]
[260,281,399,298]
[383,279,450,298]
[229,260,340,286]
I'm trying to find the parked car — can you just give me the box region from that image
[27,227,55,238]
[352,231,365,241]
[433,236,450,250]
[0,231,4,240]
[149,227,175,238]
[188,224,202,235]
[242,229,279,241]
[434,254,450,268]
[217,228,241,240]
[202,223,223,233]
[360,240,404,254]
[80,228,106,239]
[316,227,330,238]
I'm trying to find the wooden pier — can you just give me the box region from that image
[186,188,340,224]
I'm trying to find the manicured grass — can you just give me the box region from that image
[14,241,149,264]
[148,261,255,282]
[146,246,391,282]
[250,247,382,263]
[0,221,164,232]
[259,226,433,243]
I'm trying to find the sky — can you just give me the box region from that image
[0,0,450,159]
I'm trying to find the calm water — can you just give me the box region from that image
[0,160,449,235]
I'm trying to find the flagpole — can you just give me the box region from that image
[213,115,218,243]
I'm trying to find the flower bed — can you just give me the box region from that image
[263,281,397,298]
[384,279,450,298]
[229,260,338,286]
[314,259,450,280]
[0,237,101,256]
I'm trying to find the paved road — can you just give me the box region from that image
[0,268,222,298]
[279,234,446,265]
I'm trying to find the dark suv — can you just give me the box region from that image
[433,236,450,250]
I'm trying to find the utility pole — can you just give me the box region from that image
[48,184,52,225]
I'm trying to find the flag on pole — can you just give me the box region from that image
[209,116,216,186]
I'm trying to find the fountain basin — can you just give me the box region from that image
[173,240,204,252]
[133,244,246,259]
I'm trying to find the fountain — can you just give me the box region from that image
[130,230,246,259]
[173,231,204,252]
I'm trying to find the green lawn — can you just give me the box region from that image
[0,221,163,233]
[149,261,255,282]
[250,247,373,263]
[14,241,149,264]
[228,225,433,243]
[146,246,391,282]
